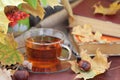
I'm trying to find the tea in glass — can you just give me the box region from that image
[24,28,71,73]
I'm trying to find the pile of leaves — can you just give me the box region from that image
[69,49,111,80]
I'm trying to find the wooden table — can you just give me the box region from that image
[28,56,120,80]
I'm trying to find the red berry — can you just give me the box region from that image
[9,22,17,27]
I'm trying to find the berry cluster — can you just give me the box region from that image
[6,11,29,27]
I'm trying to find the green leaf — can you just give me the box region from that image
[24,0,37,9]
[0,43,24,65]
[40,0,61,8]
[18,17,30,29]
[40,0,47,7]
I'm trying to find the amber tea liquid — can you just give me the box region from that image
[25,36,62,72]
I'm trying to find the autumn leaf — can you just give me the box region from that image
[69,60,81,74]
[0,34,24,65]
[72,24,108,43]
[69,49,111,80]
[4,33,18,49]
[40,0,61,8]
[0,11,10,34]
[0,43,24,65]
[93,1,120,15]
[75,70,96,80]
[20,2,45,19]
[0,0,25,7]
[0,32,6,44]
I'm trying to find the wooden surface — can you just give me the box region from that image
[28,56,120,80]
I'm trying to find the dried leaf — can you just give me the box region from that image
[0,68,12,80]
[94,31,102,41]
[72,24,108,43]
[92,49,111,74]
[93,1,120,15]
[20,2,45,19]
[69,49,110,80]
[68,60,81,74]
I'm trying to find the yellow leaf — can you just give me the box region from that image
[93,49,111,74]
[75,70,96,80]
[72,24,109,43]
[21,2,45,19]
[0,32,6,44]
[93,1,120,15]
[5,33,18,49]
[47,0,61,8]
[69,49,111,80]
[1,0,24,6]
[0,11,9,34]
[69,60,81,74]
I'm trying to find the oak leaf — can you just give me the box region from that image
[69,49,111,80]
[93,1,120,15]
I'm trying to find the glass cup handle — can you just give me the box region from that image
[57,44,72,61]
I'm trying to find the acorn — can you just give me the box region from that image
[13,69,29,80]
[77,60,91,71]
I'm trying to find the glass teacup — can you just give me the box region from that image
[24,28,72,73]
